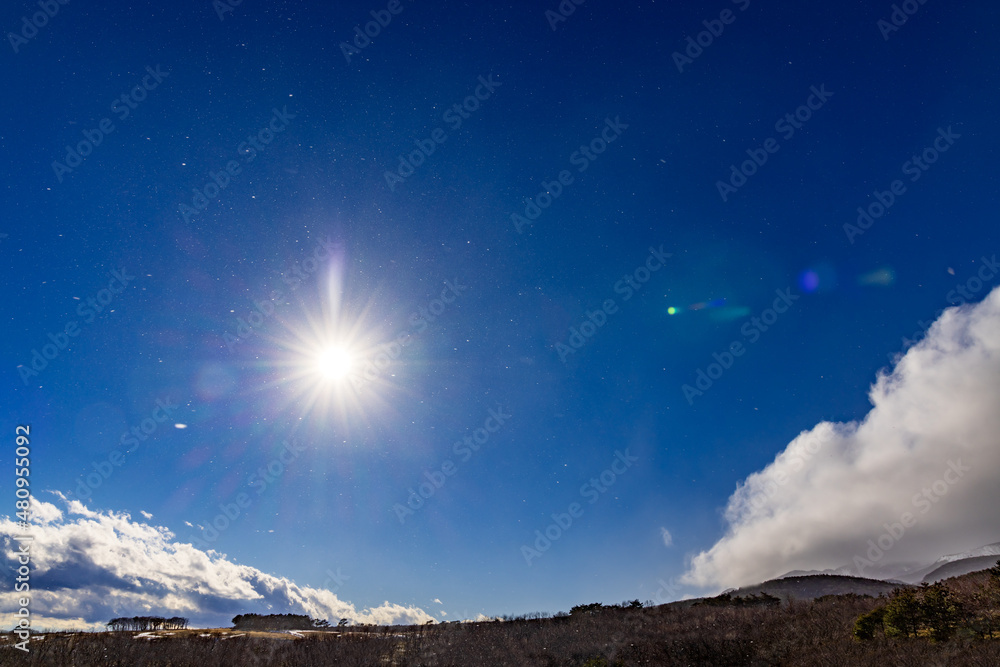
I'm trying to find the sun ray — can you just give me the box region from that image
[238,256,419,435]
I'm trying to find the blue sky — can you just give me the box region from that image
[3,0,1000,628]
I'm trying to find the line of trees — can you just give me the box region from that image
[107,616,188,631]
[231,613,330,630]
[569,600,645,616]
[694,592,782,608]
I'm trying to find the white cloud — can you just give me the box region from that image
[433,598,442,605]
[683,287,1000,591]
[1,497,433,629]
[141,511,153,519]
[30,497,63,525]
[65,497,100,518]
[660,527,673,548]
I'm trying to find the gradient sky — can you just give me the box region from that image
[3,0,1000,628]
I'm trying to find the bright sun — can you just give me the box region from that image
[263,258,396,425]
[316,346,353,382]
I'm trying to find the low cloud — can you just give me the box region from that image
[1,496,433,629]
[683,287,1000,591]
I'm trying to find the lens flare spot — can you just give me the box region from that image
[710,306,751,322]
[858,267,896,287]
[799,262,838,293]
[800,270,820,293]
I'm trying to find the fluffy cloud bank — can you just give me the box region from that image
[1,496,433,630]
[683,287,1000,590]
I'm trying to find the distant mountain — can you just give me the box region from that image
[670,541,1000,610]
[778,563,917,583]
[777,541,1000,585]
[668,574,903,610]
[730,574,902,602]
[920,555,1000,583]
